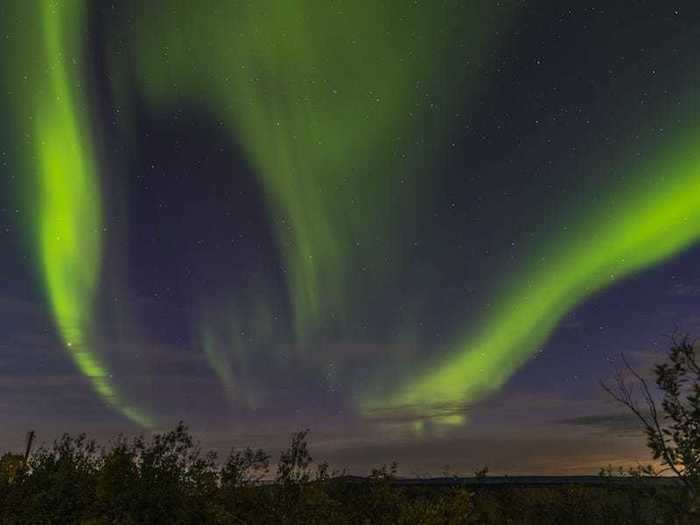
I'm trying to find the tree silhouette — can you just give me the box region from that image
[603,335,700,516]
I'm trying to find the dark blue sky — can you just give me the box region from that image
[1,1,699,474]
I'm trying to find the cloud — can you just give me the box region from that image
[556,413,644,436]
[363,400,472,426]
[670,282,700,297]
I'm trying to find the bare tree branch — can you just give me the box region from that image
[603,350,695,493]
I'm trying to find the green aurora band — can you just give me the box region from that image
[5,1,700,431]
[198,296,277,410]
[364,122,700,428]
[36,0,104,396]
[128,0,511,337]
[4,0,150,426]
[126,0,515,412]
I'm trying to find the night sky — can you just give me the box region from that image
[2,1,700,475]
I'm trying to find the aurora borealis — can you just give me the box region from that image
[2,0,151,426]
[375,119,700,428]
[2,1,700,474]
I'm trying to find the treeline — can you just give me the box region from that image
[0,423,688,524]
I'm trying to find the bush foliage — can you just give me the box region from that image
[0,422,686,524]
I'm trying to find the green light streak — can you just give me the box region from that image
[36,0,101,366]
[130,1,512,337]
[7,0,151,427]
[366,125,700,426]
[201,324,265,411]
